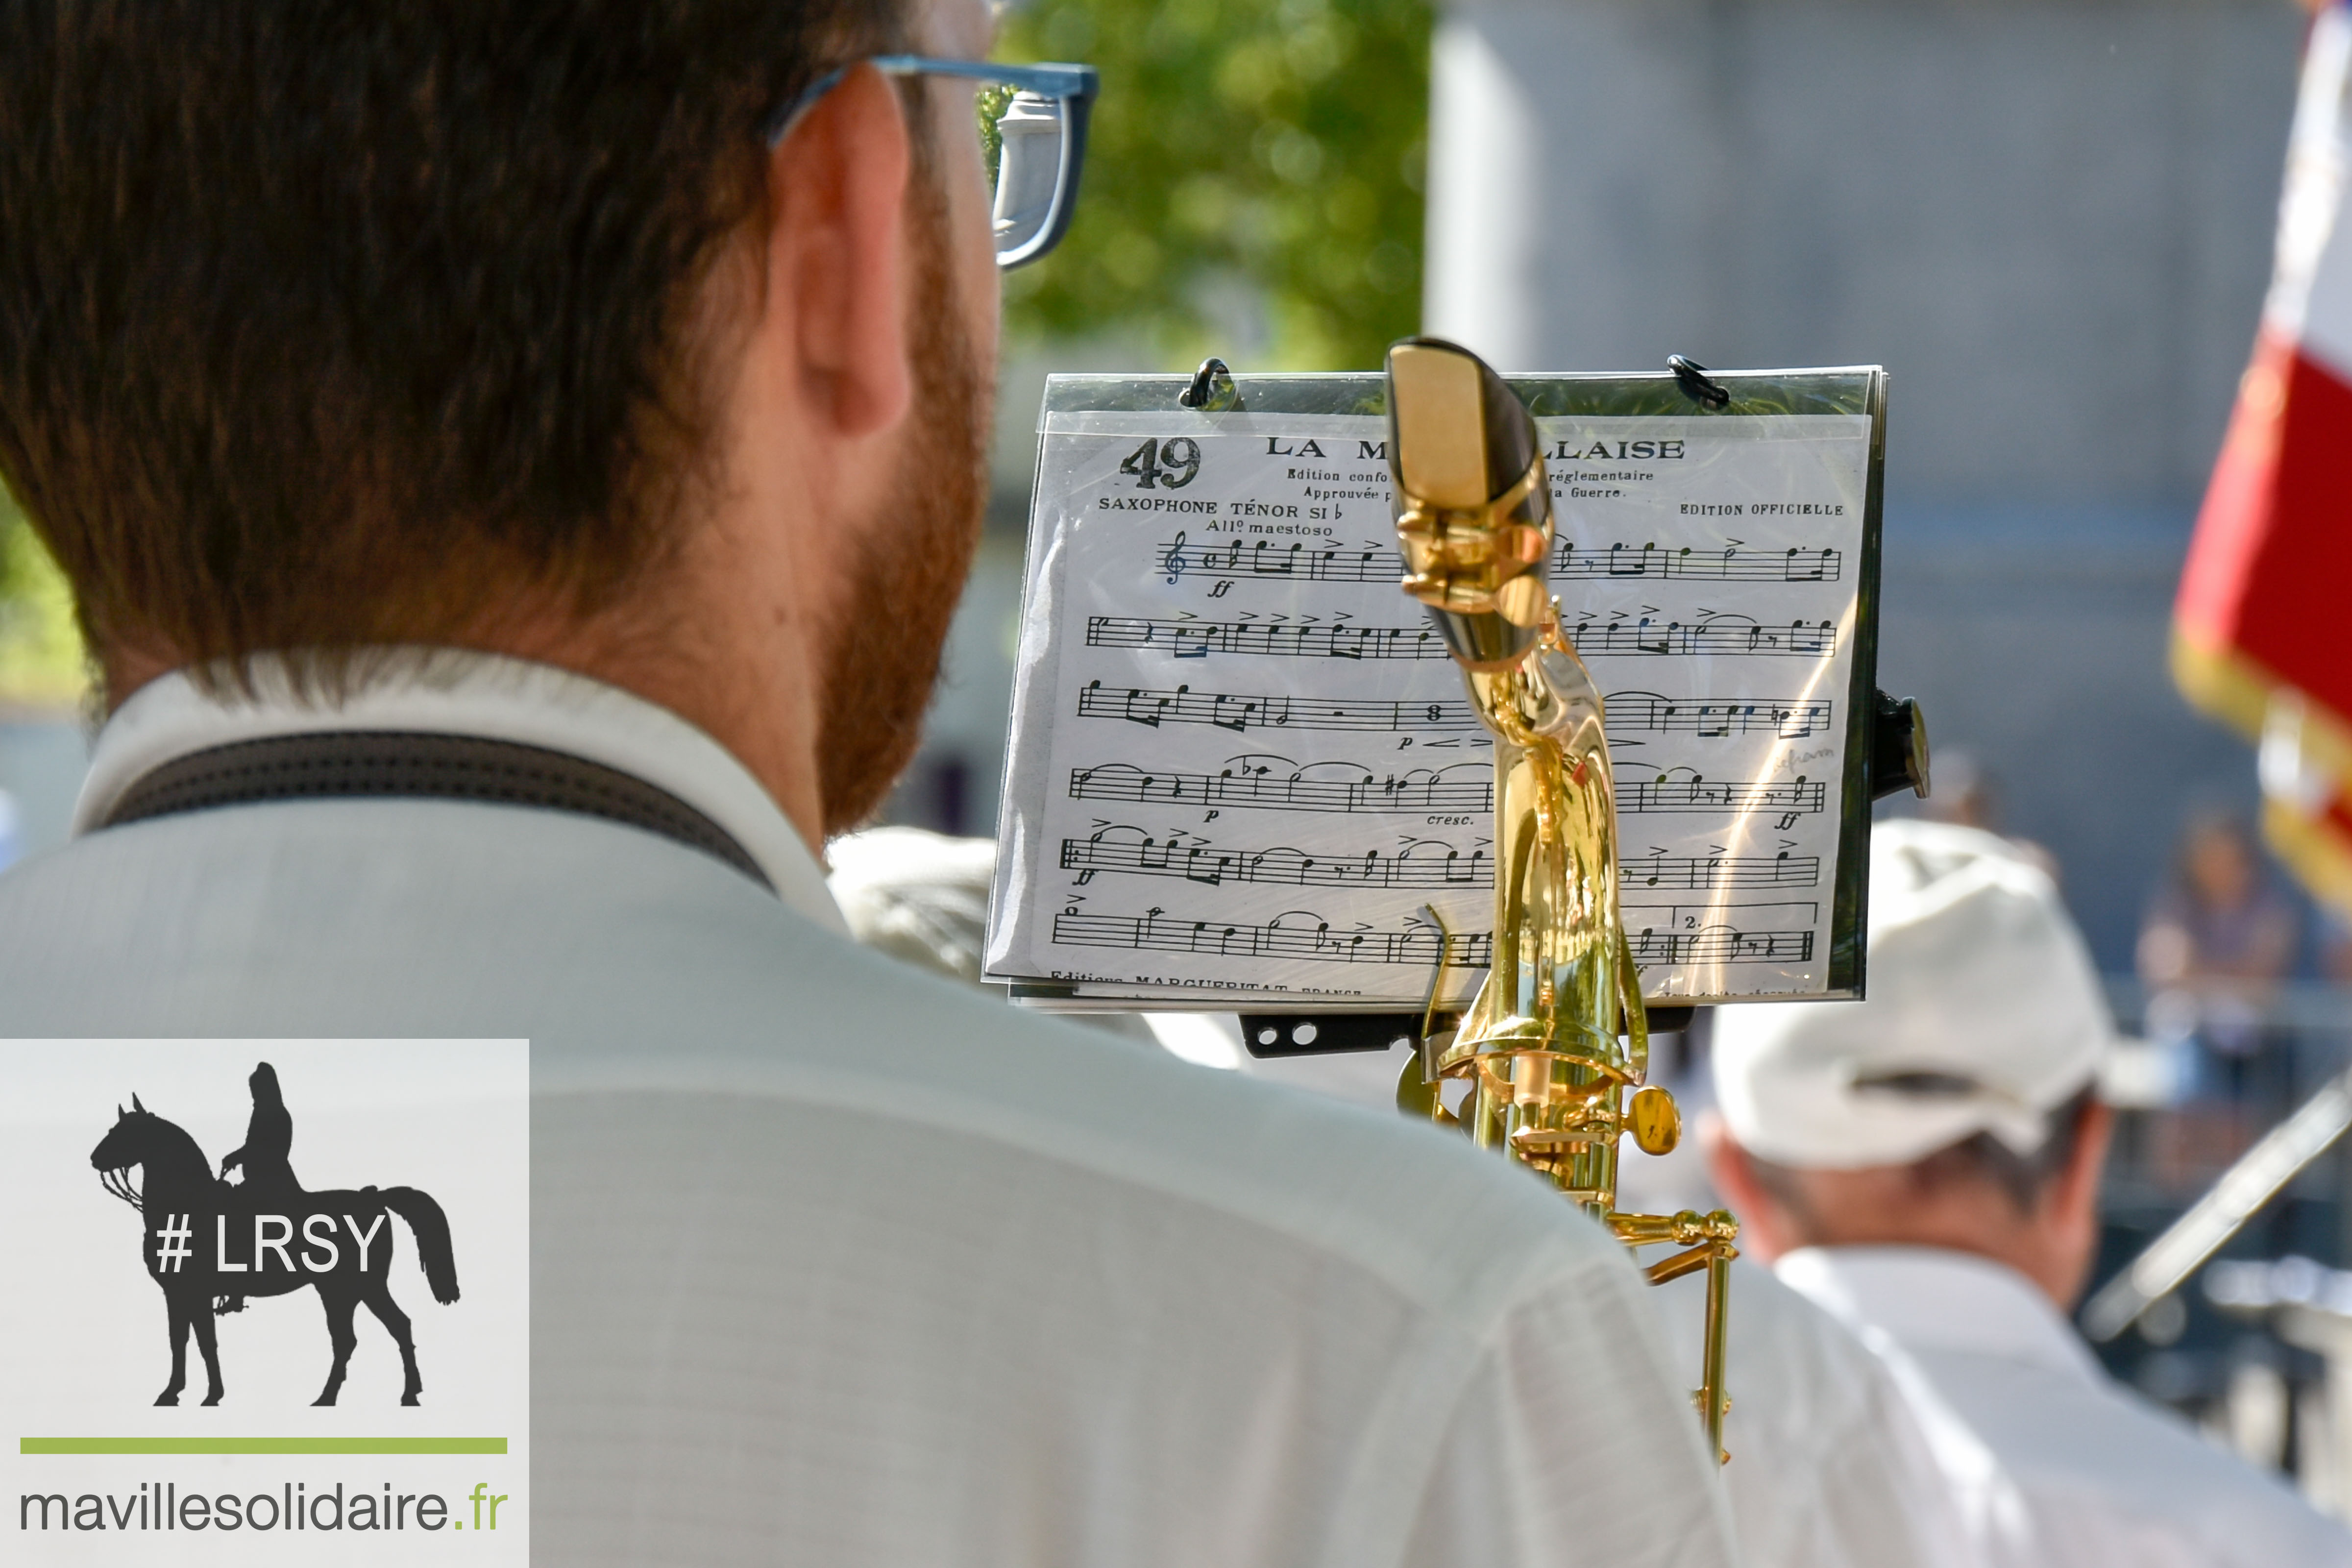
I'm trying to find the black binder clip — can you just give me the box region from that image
[1871,690,1932,801]
[1667,355,1732,410]
[1178,356,1239,412]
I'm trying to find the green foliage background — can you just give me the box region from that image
[1000,0,1434,371]
[0,495,82,707]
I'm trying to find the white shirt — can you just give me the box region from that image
[1779,1245,2352,1568]
[1229,1046,1978,1568]
[1651,1258,1980,1568]
[0,652,1737,1568]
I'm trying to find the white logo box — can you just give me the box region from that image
[0,1039,528,1565]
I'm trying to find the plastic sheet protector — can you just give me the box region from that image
[985,368,1887,1011]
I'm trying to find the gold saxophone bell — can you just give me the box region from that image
[1385,338,1739,1463]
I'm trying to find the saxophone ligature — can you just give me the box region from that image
[1385,338,1739,1461]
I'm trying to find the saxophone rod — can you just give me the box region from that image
[1701,1244,1733,1462]
[2080,1065,2352,1342]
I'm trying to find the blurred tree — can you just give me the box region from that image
[0,491,85,707]
[999,0,1432,371]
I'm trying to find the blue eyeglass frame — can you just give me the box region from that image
[763,55,1100,270]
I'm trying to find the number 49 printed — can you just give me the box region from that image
[1117,438,1201,490]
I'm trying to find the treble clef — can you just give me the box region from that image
[1163,530,1189,586]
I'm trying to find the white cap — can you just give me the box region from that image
[1712,819,2111,1169]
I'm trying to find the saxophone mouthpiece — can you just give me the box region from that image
[1384,339,1555,670]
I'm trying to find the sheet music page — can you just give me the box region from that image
[986,397,1872,1009]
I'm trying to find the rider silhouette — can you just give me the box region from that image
[221,1061,296,1193]
[217,1061,299,1314]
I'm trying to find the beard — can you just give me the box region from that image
[813,189,990,834]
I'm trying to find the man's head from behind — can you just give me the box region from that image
[1704,820,2117,1308]
[0,0,997,838]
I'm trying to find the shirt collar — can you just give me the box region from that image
[1774,1244,2107,1385]
[74,648,847,932]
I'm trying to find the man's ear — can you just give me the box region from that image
[2035,1097,2113,1309]
[1699,1111,1801,1263]
[2047,1098,2113,1234]
[767,63,915,438]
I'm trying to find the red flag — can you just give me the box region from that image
[2177,2,2352,909]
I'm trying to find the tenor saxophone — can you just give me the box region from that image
[1386,338,1738,1461]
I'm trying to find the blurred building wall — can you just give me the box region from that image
[1425,0,2310,967]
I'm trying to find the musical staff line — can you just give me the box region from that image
[1068,761,1489,814]
[1626,853,1821,890]
[1077,679,1832,740]
[1086,615,1441,661]
[1067,760,1821,817]
[1085,613,1837,661]
[1566,617,1836,659]
[1623,900,1821,929]
[1063,831,1823,893]
[1077,680,1477,734]
[1053,909,1488,969]
[1062,830,1491,890]
[1619,777,1824,814]
[1604,691,1832,738]
[1562,542,1841,583]
[1156,533,1843,586]
[1052,909,1814,969]
[1627,928,1814,965]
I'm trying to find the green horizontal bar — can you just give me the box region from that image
[21,1437,506,1456]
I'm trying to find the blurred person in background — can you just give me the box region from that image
[2139,813,2299,993]
[2319,907,2352,986]
[1919,748,2059,885]
[2139,813,2301,1108]
[831,828,1980,1568]
[1707,820,2351,1568]
[0,3,1742,1563]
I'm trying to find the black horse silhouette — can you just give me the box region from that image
[89,1090,459,1407]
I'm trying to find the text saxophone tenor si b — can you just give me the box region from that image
[1385,338,1739,1462]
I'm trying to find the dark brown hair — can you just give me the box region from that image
[0,0,903,677]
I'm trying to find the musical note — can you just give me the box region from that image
[1618,777,1826,814]
[1068,759,1493,815]
[1618,900,1822,930]
[1625,928,1816,965]
[1561,616,1838,660]
[1144,537,1392,585]
[1607,542,1660,578]
[1065,760,1817,818]
[1076,682,1833,741]
[1061,828,1492,890]
[1562,544,1843,584]
[1078,681,1475,735]
[1052,909,1492,969]
[1087,613,1833,662]
[1087,615,1447,661]
[1052,909,1812,969]
[1599,692,1833,739]
[1148,538,1845,586]
[1626,852,1821,890]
